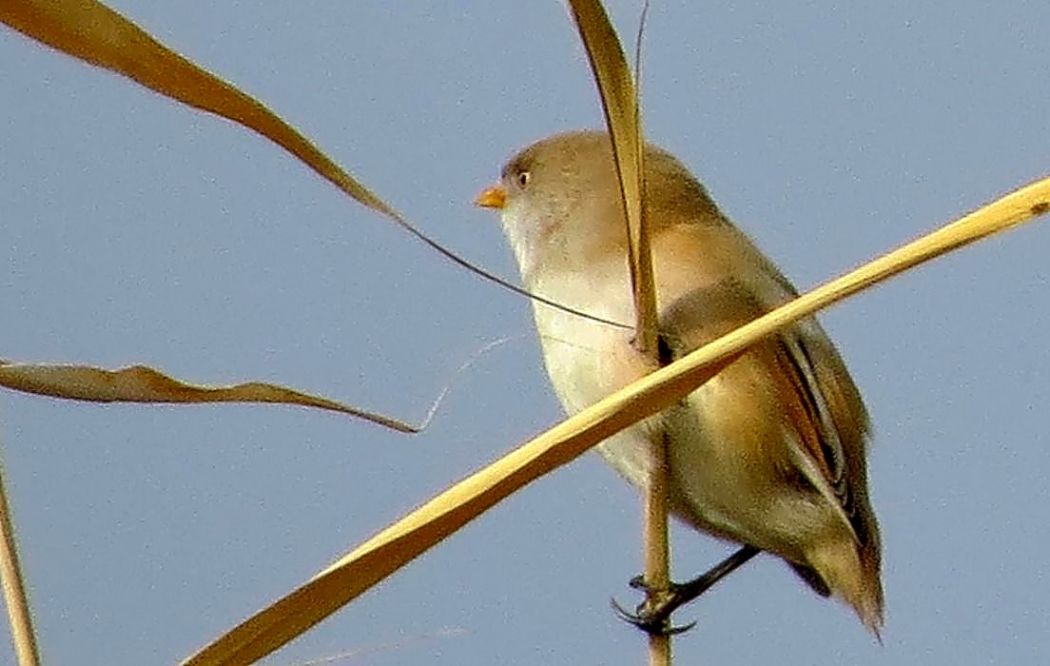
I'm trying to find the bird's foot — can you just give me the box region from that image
[610,577,697,636]
[610,546,762,636]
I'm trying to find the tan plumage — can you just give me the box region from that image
[476,130,883,633]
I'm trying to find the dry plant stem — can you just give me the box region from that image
[645,434,672,664]
[0,454,41,666]
[629,3,669,662]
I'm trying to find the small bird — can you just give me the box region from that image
[475,130,883,635]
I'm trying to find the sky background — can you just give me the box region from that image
[2,2,1050,664]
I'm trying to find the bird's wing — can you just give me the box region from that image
[657,275,871,543]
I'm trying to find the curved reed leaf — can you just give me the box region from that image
[0,0,614,329]
[567,0,657,351]
[0,0,398,220]
[0,362,419,433]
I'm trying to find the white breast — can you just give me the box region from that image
[526,258,663,491]
[524,251,756,540]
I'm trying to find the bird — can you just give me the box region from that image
[475,130,883,635]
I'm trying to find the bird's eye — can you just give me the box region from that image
[516,170,531,189]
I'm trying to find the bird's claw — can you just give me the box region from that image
[610,595,697,636]
[612,575,696,636]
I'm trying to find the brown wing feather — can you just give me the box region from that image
[658,275,871,543]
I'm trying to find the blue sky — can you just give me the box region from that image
[2,2,1049,664]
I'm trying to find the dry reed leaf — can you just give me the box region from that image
[0,0,400,222]
[183,178,1050,665]
[0,362,420,433]
[1,0,615,341]
[567,0,658,350]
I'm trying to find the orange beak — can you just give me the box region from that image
[474,185,506,210]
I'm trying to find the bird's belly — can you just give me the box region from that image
[533,303,785,547]
[547,352,660,495]
[531,290,662,492]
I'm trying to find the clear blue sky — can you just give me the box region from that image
[2,2,1049,664]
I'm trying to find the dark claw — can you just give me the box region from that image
[610,596,697,636]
